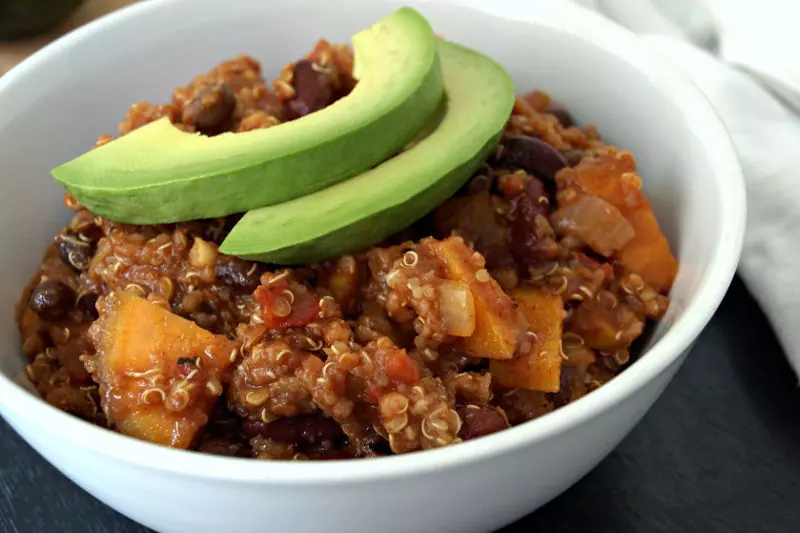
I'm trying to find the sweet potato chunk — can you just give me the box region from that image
[88,291,239,448]
[491,287,563,392]
[617,208,676,293]
[317,255,362,316]
[561,151,678,292]
[428,237,524,359]
[568,295,644,351]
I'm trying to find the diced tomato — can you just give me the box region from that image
[366,384,382,404]
[384,349,420,384]
[254,284,319,329]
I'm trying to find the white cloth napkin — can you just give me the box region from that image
[573,0,800,378]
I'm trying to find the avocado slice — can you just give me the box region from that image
[219,41,515,264]
[51,8,443,224]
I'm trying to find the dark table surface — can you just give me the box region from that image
[1,276,799,533]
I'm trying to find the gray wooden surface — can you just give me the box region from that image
[2,276,800,533]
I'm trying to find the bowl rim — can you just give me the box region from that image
[0,0,745,484]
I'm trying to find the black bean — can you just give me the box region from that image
[286,60,334,120]
[457,405,509,441]
[215,256,262,292]
[77,292,99,320]
[29,280,75,321]
[54,230,93,271]
[182,82,237,136]
[499,136,567,183]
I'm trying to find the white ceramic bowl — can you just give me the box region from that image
[0,1,744,532]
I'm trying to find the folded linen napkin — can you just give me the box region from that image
[573,0,800,378]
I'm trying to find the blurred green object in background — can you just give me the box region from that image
[0,0,85,40]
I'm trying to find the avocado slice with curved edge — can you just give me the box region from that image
[51,8,443,224]
[219,41,515,264]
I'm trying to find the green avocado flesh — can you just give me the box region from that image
[51,8,443,224]
[219,41,515,264]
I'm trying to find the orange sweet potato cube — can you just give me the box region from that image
[428,237,524,359]
[491,287,563,392]
[617,207,677,293]
[566,151,678,292]
[90,291,238,448]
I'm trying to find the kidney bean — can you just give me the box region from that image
[215,256,263,292]
[198,437,249,457]
[508,176,558,267]
[457,405,509,441]
[286,60,334,120]
[561,149,585,167]
[499,136,567,184]
[182,82,237,135]
[242,415,343,445]
[547,106,574,128]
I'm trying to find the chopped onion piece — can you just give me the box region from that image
[439,280,476,337]
[552,195,635,257]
